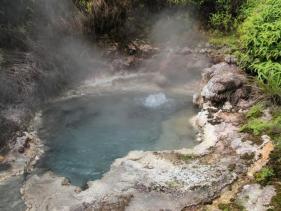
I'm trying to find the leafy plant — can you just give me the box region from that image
[240,118,272,135]
[245,102,265,119]
[218,202,245,211]
[255,167,275,185]
[241,103,281,136]
[239,0,281,99]
[253,62,281,98]
[168,0,245,32]
[269,184,281,211]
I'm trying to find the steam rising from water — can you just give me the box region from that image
[31,0,107,84]
[0,1,213,210]
[150,10,204,47]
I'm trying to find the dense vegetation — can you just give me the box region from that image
[169,0,245,31]
[74,0,169,40]
[239,0,281,100]
[169,0,281,101]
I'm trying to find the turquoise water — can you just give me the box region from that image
[38,91,197,187]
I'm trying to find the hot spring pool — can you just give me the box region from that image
[37,91,198,187]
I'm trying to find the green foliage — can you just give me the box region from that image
[207,0,243,32]
[168,0,245,32]
[74,0,131,35]
[179,154,194,161]
[241,115,281,136]
[269,184,281,211]
[239,0,281,99]
[239,0,281,62]
[255,167,275,185]
[253,62,281,98]
[241,102,281,136]
[262,124,281,209]
[73,0,92,13]
[269,145,281,178]
[245,102,265,119]
[210,12,233,31]
[240,118,272,135]
[266,138,281,210]
[209,32,239,49]
[218,202,245,211]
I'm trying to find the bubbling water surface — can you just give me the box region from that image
[38,91,197,187]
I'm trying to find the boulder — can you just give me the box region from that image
[237,184,276,211]
[224,55,238,65]
[200,63,249,105]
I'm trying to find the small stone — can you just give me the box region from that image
[196,111,209,128]
[24,142,30,148]
[224,55,237,64]
[261,135,271,144]
[223,101,233,111]
[61,178,70,186]
[74,187,82,193]
[193,93,203,107]
[18,146,25,154]
[147,165,154,169]
[262,109,272,121]
[26,135,32,142]
[178,47,192,55]
[237,184,276,211]
[228,164,236,172]
[202,103,209,110]
[196,137,202,142]
[0,155,4,162]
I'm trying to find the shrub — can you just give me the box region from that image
[210,12,233,31]
[240,103,281,136]
[168,0,245,32]
[255,167,275,185]
[240,118,272,135]
[245,102,265,119]
[269,145,281,178]
[239,0,281,99]
[253,62,281,98]
[240,0,281,63]
[74,0,130,35]
[217,202,245,211]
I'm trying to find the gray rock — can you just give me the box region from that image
[23,151,236,211]
[237,184,276,211]
[193,93,203,107]
[201,63,248,105]
[176,47,192,55]
[224,55,238,65]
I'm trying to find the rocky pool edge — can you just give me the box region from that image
[18,61,276,211]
